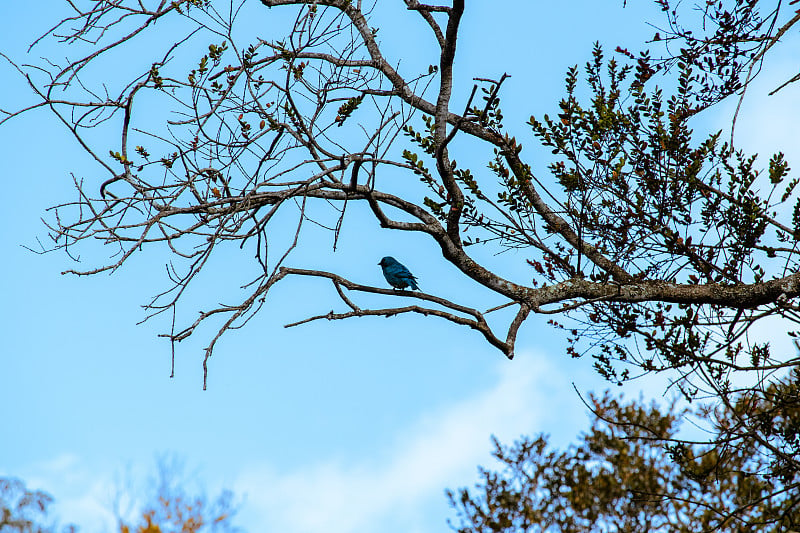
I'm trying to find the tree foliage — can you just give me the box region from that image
[0,461,240,533]
[448,385,800,532]
[0,478,76,533]
[3,0,800,523]
[115,459,240,533]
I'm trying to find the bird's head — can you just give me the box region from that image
[379,256,396,266]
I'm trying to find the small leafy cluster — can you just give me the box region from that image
[470,82,505,131]
[189,41,228,86]
[654,0,768,110]
[334,94,364,126]
[402,116,528,247]
[170,0,211,14]
[403,117,444,213]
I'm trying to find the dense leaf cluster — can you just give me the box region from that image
[448,386,800,532]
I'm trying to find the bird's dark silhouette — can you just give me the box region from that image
[378,256,420,290]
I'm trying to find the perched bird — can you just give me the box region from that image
[379,256,420,290]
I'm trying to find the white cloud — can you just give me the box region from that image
[0,352,582,533]
[234,352,566,533]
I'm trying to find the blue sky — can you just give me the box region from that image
[2,1,799,532]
